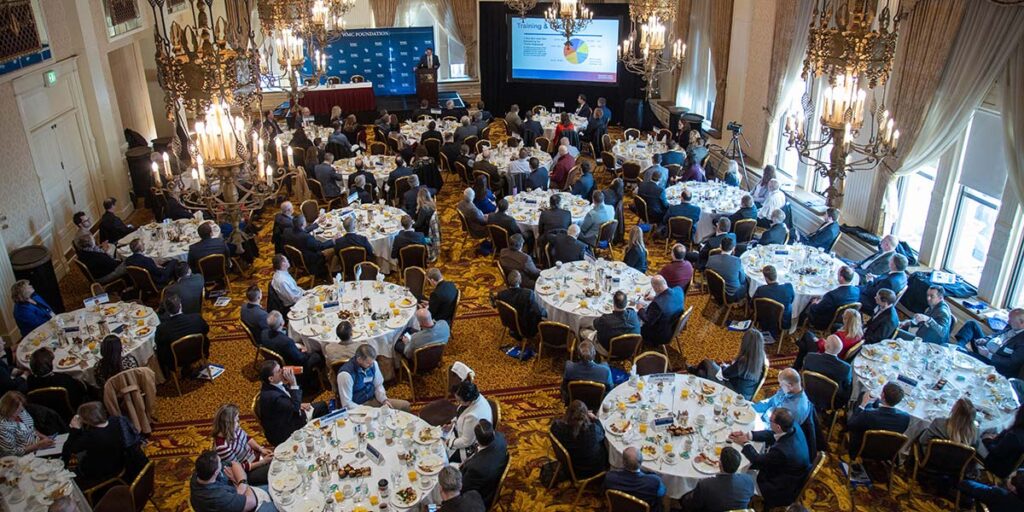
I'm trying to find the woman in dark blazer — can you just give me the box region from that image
[623,226,648,273]
[62,402,145,486]
[550,400,607,479]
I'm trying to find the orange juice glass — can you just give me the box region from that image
[681,388,690,399]
[408,471,418,482]
[637,380,645,391]
[389,300,396,308]
[334,490,344,502]
[369,496,380,506]
[638,422,648,435]
[617,402,626,412]
[664,443,673,453]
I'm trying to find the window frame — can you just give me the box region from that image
[891,165,937,251]
[941,185,1001,286]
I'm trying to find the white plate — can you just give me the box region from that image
[732,408,756,424]
[692,457,719,474]
[274,442,298,460]
[639,443,659,460]
[607,419,632,436]
[391,487,419,509]
[415,427,442,444]
[387,316,407,329]
[271,472,302,493]
[416,455,444,476]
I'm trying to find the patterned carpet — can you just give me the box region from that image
[54,128,960,511]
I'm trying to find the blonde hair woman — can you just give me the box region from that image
[0,391,53,456]
[623,226,648,273]
[796,306,865,368]
[211,404,272,485]
[12,279,54,336]
[918,398,980,451]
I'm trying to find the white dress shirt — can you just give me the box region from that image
[336,361,389,408]
[271,269,304,306]
[758,190,786,219]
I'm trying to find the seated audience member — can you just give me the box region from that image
[689,217,736,270]
[270,254,305,309]
[636,170,669,222]
[549,145,575,190]
[283,214,334,279]
[728,408,811,508]
[126,238,173,286]
[755,209,790,246]
[458,188,489,240]
[395,308,450,360]
[579,190,613,246]
[660,139,685,167]
[692,330,766,401]
[272,201,297,254]
[659,244,694,291]
[521,112,544,148]
[75,233,126,285]
[350,175,373,204]
[445,381,492,462]
[164,189,193,221]
[550,400,609,479]
[722,159,742,187]
[498,234,540,289]
[854,234,899,280]
[604,446,667,512]
[729,194,759,225]
[897,285,952,344]
[800,265,859,330]
[472,153,501,201]
[570,162,596,198]
[188,450,263,512]
[187,221,231,273]
[680,446,755,511]
[336,345,411,411]
[547,224,591,263]
[959,308,1024,379]
[240,285,269,338]
[847,382,911,456]
[679,154,707,183]
[489,199,533,250]
[802,335,853,404]
[561,341,613,402]
[348,157,380,191]
[314,152,345,198]
[623,226,649,273]
[427,268,459,325]
[154,293,210,374]
[495,270,547,340]
[981,406,1024,479]
[639,276,685,347]
[27,348,87,410]
[958,473,1024,512]
[917,398,982,455]
[505,104,523,134]
[751,165,776,204]
[334,215,377,260]
[459,420,508,507]
[258,360,327,446]
[705,237,747,302]
[98,197,135,244]
[73,212,109,256]
[753,368,811,426]
[592,291,641,356]
[756,179,786,228]
[211,404,273,487]
[11,280,53,337]
[164,261,205,316]
[864,289,900,344]
[538,194,572,239]
[643,154,668,188]
[0,391,54,456]
[859,254,908,313]
[525,156,550,191]
[664,188,701,235]
[802,207,841,251]
[437,465,486,512]
[794,308,864,369]
[95,335,139,387]
[63,401,146,487]
[752,265,795,341]
[260,311,324,388]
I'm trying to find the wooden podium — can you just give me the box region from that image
[416,68,438,105]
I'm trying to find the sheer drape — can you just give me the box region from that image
[449,0,478,78]
[762,0,814,165]
[1004,41,1024,204]
[675,0,713,119]
[370,0,400,27]
[708,0,734,132]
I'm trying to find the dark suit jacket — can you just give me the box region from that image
[805,221,840,251]
[164,196,192,221]
[240,303,268,339]
[680,473,756,512]
[570,173,595,199]
[593,309,642,350]
[126,252,172,286]
[562,360,613,400]
[857,250,895,277]
[864,306,899,344]
[624,245,648,273]
[154,312,209,370]
[386,166,416,191]
[429,280,459,325]
[488,211,523,238]
[460,433,509,507]
[575,103,593,119]
[521,120,544,146]
[442,143,461,169]
[347,169,378,191]
[664,202,701,230]
[637,181,669,221]
[420,129,443,143]
[314,163,345,198]
[758,223,789,246]
[438,490,486,512]
[260,329,310,367]
[258,382,306,446]
[958,479,1024,512]
[803,353,852,403]
[743,427,812,507]
[391,230,429,260]
[729,206,758,226]
[696,233,737,269]
[416,54,441,69]
[805,284,859,330]
[164,274,205,315]
[604,469,665,512]
[538,208,572,237]
[982,425,1024,478]
[498,249,540,288]
[859,271,908,311]
[753,282,795,335]
[77,248,120,281]
[496,287,546,338]
[847,404,910,455]
[273,213,293,253]
[550,420,608,479]
[913,301,953,345]
[27,372,88,410]
[187,238,230,274]
[989,331,1024,379]
[333,233,376,260]
[640,287,684,346]
[706,254,748,301]
[98,211,133,244]
[548,234,590,264]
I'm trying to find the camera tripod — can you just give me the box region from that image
[724,127,753,190]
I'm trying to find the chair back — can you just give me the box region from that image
[475,139,491,154]
[283,245,309,277]
[752,297,785,337]
[829,302,861,330]
[170,333,210,372]
[130,461,156,512]
[393,175,415,206]
[126,266,159,297]
[856,430,908,462]
[666,216,694,247]
[601,151,617,172]
[300,200,319,225]
[538,321,573,349]
[623,128,641,140]
[355,261,380,280]
[438,151,450,173]
[752,357,770,400]
[197,254,229,288]
[621,162,642,183]
[801,370,840,412]
[386,134,401,155]
[307,179,326,202]
[350,74,366,83]
[534,136,551,153]
[399,244,428,272]
[251,392,261,422]
[844,340,865,362]
[259,347,285,366]
[632,196,652,224]
[656,128,672,142]
[403,266,427,300]
[601,133,613,152]
[487,225,511,254]
[303,77,318,86]
[492,458,511,509]
[487,398,501,430]
[410,342,446,375]
[496,299,523,338]
[423,138,442,159]
[337,246,368,281]
[464,135,479,153]
[450,288,462,332]
[606,489,651,512]
[665,164,682,182]
[733,218,757,243]
[327,76,342,85]
[93,485,133,512]
[548,432,583,485]
[673,306,694,338]
[27,387,74,422]
[73,257,97,283]
[239,320,260,351]
[608,333,643,362]
[796,451,827,503]
[454,161,470,184]
[368,141,387,155]
[633,351,669,376]
[705,269,729,305]
[596,220,617,249]
[919,439,976,476]
[566,380,606,413]
[825,232,842,253]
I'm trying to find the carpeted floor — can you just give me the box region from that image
[54,127,961,511]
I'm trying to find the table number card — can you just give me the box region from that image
[83,293,109,308]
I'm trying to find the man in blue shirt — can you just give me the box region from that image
[753,368,812,426]
[604,446,667,512]
[643,154,669,189]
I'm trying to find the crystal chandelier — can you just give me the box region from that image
[618,15,684,100]
[802,0,902,88]
[545,0,592,43]
[505,0,538,18]
[628,0,675,23]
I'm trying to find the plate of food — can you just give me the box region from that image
[274,442,299,460]
[732,408,756,424]
[271,472,302,493]
[692,453,720,474]
[133,325,153,337]
[56,356,80,370]
[627,392,642,404]
[416,426,442,444]
[608,419,632,436]
[339,439,359,453]
[417,454,444,476]
[700,382,717,396]
[667,424,695,437]
[387,315,408,329]
[102,305,120,316]
[640,443,659,459]
[338,464,372,478]
[392,486,418,509]
[398,297,416,308]
[133,308,149,318]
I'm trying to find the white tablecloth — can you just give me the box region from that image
[852,339,1019,445]
[268,406,446,512]
[399,119,458,141]
[332,155,397,192]
[534,112,588,142]
[287,282,417,361]
[665,182,747,241]
[277,126,335,146]
[0,455,87,512]
[600,374,766,499]
[505,189,592,240]
[741,244,859,322]
[16,302,159,387]
[312,204,405,274]
[116,218,207,264]
[534,260,652,334]
[612,139,667,163]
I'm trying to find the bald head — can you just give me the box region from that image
[651,275,667,294]
[823,335,843,356]
[415,308,434,328]
[558,145,569,156]
[622,446,642,471]
[778,368,802,392]
[880,234,899,252]
[567,224,580,238]
[281,201,294,215]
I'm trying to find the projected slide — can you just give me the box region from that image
[510,17,619,83]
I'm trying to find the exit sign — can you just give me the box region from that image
[43,69,57,87]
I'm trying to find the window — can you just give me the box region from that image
[943,186,1000,287]
[893,165,937,251]
[400,2,468,81]
[1010,248,1024,309]
[772,85,804,183]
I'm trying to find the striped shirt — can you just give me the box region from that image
[213,426,255,470]
[0,410,36,456]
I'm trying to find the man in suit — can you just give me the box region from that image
[240,285,268,339]
[962,308,1024,378]
[802,207,841,251]
[490,199,534,252]
[261,311,324,389]
[639,276,685,347]
[664,187,701,234]
[412,99,432,120]
[73,211,113,257]
[284,215,333,279]
[728,408,811,508]
[525,157,549,191]
[495,270,547,340]
[312,152,344,198]
[864,288,900,344]
[706,238,748,303]
[257,360,328,446]
[442,133,461,170]
[859,254,908,312]
[854,234,899,281]
[416,47,440,69]
[521,112,544,148]
[273,202,298,254]
[549,146,575,190]
[897,285,952,344]
[505,104,523,134]
[604,446,666,512]
[154,293,209,374]
[680,446,755,511]
[163,262,204,315]
[187,221,230,274]
[391,215,429,261]
[548,224,591,264]
[660,140,686,167]
[752,264,795,341]
[437,466,486,512]
[75,234,126,285]
[636,170,670,223]
[460,420,508,508]
[755,209,790,247]
[427,268,459,325]
[346,158,379,191]
[538,194,572,238]
[442,99,467,121]
[333,215,377,261]
[643,154,669,189]
[847,382,911,456]
[98,197,135,244]
[498,234,541,289]
[473,149,502,194]
[570,162,595,199]
[469,111,487,135]
[659,244,694,291]
[386,155,416,192]
[729,194,759,226]
[687,217,736,270]
[454,117,478,147]
[578,190,613,246]
[574,94,593,119]
[394,308,450,359]
[164,189,193,220]
[420,121,443,143]
[592,291,642,355]
[801,266,859,330]
[803,335,853,403]
[561,340,613,401]
[126,238,172,286]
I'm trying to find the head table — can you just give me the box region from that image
[612,138,668,164]
[16,302,159,387]
[741,244,859,323]
[116,218,206,264]
[600,373,766,499]
[506,189,592,239]
[0,454,89,511]
[534,259,652,334]
[268,406,446,512]
[665,182,747,241]
[312,204,406,274]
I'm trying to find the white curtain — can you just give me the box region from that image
[1004,39,1024,205]
[883,1,1024,217]
[675,0,714,122]
[762,0,814,165]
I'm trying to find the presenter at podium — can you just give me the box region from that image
[417,47,440,69]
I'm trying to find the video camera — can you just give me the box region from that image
[727,121,743,134]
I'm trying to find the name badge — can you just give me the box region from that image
[1002,347,1014,355]
[363,375,374,384]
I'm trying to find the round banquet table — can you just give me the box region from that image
[505,189,592,239]
[268,406,447,512]
[481,145,552,192]
[399,119,458,141]
[612,139,668,164]
[0,454,90,511]
[287,282,418,363]
[740,244,859,323]
[116,218,206,264]
[276,126,334,147]
[665,182,747,241]
[312,204,405,274]
[534,259,652,334]
[600,373,766,499]
[332,155,397,192]
[852,338,1019,447]
[534,112,589,141]
[16,302,159,387]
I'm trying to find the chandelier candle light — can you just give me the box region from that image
[545,0,592,43]
[618,15,684,100]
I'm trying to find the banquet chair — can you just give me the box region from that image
[843,340,865,362]
[475,139,491,154]
[239,321,262,364]
[259,347,285,369]
[602,133,614,152]
[536,321,574,370]
[453,161,470,184]
[564,165,583,191]
[418,114,433,122]
[495,299,524,344]
[368,141,387,156]
[150,188,167,222]
[801,370,841,440]
[27,387,74,423]
[438,152,451,174]
[251,392,261,422]
[752,297,788,354]
[480,125,492,141]
[733,218,757,244]
[787,451,827,511]
[169,333,210,396]
[350,75,366,83]
[548,432,607,511]
[599,151,619,177]
[399,342,447,402]
[326,76,342,85]
[394,175,414,207]
[535,136,551,153]
[656,128,673,142]
[403,266,427,300]
[623,128,641,141]
[606,489,650,512]
[355,261,380,281]
[487,225,511,257]
[464,136,479,153]
[307,179,327,204]
[593,220,618,258]
[336,246,368,281]
[386,134,402,155]
[705,269,747,326]
[632,197,653,235]
[665,216,695,251]
[399,244,428,273]
[487,398,501,430]
[300,200,319,225]
[450,288,462,334]
[125,266,161,306]
[423,138,442,160]
[620,162,642,188]
[73,257,129,294]
[472,170,492,190]
[372,126,388,145]
[803,302,861,339]
[669,306,694,364]
[606,333,643,367]
[751,358,770,401]
[846,430,908,508]
[283,245,314,286]
[581,141,596,157]
[197,254,230,291]
[492,458,511,509]
[292,147,306,168]
[127,461,158,512]
[825,232,843,254]
[566,381,606,413]
[633,351,669,376]
[495,260,510,287]
[911,439,976,507]
[664,164,682,183]
[93,484,132,512]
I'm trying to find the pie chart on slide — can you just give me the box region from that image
[563,38,589,65]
